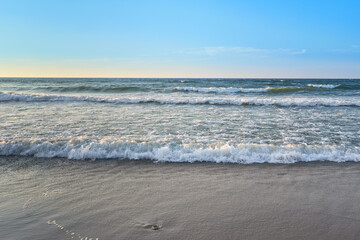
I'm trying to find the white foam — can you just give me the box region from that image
[1,139,359,164]
[175,87,268,93]
[1,91,359,107]
[307,84,340,89]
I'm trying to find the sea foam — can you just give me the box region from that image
[307,84,341,89]
[1,139,359,164]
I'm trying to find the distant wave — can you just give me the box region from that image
[307,84,341,89]
[1,139,359,163]
[175,86,340,94]
[174,87,268,93]
[1,91,360,107]
[35,86,144,92]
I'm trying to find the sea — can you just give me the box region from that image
[1,78,360,164]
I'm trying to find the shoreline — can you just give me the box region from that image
[2,155,360,167]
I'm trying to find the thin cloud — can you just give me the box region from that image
[285,49,307,54]
[331,45,360,53]
[178,46,307,56]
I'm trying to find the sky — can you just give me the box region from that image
[0,0,359,78]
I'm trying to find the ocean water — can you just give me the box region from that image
[1,78,360,164]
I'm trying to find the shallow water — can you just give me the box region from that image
[2,157,360,240]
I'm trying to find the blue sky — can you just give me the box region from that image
[0,0,359,77]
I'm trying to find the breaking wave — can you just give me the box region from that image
[307,84,341,89]
[1,91,360,107]
[0,139,359,163]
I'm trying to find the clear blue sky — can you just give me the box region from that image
[0,0,359,77]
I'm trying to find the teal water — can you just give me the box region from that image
[1,78,359,163]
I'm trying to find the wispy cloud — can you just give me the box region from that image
[177,46,307,56]
[331,45,360,53]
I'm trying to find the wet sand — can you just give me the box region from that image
[1,157,360,239]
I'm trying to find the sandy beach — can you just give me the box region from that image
[1,157,360,240]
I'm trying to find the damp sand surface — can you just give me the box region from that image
[1,157,360,240]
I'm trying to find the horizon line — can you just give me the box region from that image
[0,77,359,79]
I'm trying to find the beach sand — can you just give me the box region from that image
[1,157,360,240]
